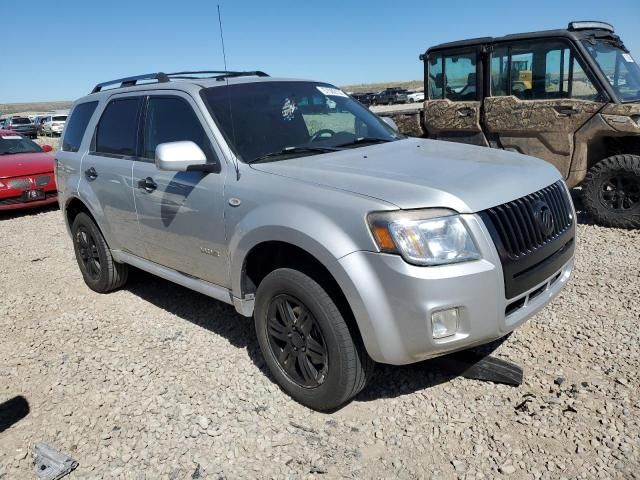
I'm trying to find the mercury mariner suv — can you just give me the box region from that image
[55,70,576,410]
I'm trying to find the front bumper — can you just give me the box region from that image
[336,214,574,365]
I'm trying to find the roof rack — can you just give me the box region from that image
[90,70,269,94]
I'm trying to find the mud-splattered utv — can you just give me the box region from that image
[387,22,640,228]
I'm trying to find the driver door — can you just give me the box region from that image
[132,92,230,287]
[423,47,488,146]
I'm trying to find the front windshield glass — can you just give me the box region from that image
[201,81,401,163]
[0,134,43,155]
[583,40,640,102]
[53,115,67,122]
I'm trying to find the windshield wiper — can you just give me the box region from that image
[335,137,394,148]
[249,146,340,164]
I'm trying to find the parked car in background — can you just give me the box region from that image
[42,114,68,136]
[350,92,375,106]
[372,87,408,105]
[3,117,38,139]
[57,70,574,410]
[407,91,425,103]
[0,131,57,210]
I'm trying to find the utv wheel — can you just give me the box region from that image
[582,154,640,229]
[71,212,128,292]
[254,268,373,411]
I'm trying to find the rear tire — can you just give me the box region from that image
[582,154,640,229]
[71,212,128,292]
[254,268,373,411]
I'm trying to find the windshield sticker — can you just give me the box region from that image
[316,86,348,98]
[622,53,635,63]
[1,135,22,140]
[281,98,298,121]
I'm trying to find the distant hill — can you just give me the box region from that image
[341,80,423,93]
[0,101,73,116]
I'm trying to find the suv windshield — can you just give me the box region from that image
[583,40,640,102]
[53,115,67,122]
[201,81,401,163]
[0,134,43,155]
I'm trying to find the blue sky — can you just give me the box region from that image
[2,0,639,103]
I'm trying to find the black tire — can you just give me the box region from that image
[582,154,640,229]
[254,268,373,411]
[71,212,128,292]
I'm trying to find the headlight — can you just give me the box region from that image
[368,209,481,266]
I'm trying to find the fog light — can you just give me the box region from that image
[431,308,459,339]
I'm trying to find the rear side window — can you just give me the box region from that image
[62,101,98,152]
[142,96,215,162]
[95,98,142,156]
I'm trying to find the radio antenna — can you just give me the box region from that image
[217,3,240,179]
[217,4,228,71]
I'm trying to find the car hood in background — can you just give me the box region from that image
[250,138,562,213]
[0,152,54,178]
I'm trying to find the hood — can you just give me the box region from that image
[250,138,562,213]
[0,152,54,179]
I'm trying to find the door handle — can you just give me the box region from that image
[84,167,98,180]
[457,107,475,117]
[137,177,157,193]
[554,106,580,116]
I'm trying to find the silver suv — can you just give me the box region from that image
[56,71,576,410]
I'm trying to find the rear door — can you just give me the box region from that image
[79,94,146,256]
[132,92,229,287]
[484,39,605,177]
[423,47,488,146]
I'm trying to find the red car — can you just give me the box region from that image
[0,130,57,211]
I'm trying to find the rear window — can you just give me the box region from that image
[62,102,98,152]
[12,118,31,125]
[53,115,67,122]
[94,98,141,156]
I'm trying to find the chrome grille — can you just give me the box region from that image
[481,181,573,259]
[35,175,51,186]
[7,178,32,189]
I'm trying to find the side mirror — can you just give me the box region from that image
[381,116,400,133]
[155,141,216,172]
[41,145,53,152]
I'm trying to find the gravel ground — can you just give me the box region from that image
[0,200,638,479]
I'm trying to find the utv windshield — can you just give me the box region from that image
[583,40,640,102]
[201,81,401,163]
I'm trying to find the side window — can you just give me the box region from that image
[490,41,600,101]
[142,97,216,162]
[428,55,443,99]
[491,47,510,96]
[570,57,599,100]
[444,53,477,101]
[429,52,477,101]
[62,101,98,152]
[95,98,141,156]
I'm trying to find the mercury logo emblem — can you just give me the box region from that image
[533,200,554,236]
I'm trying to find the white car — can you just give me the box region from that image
[407,91,425,103]
[43,115,68,136]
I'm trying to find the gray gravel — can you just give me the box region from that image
[1,203,639,479]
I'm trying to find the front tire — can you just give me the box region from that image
[582,154,640,229]
[71,212,128,292]
[254,268,373,411]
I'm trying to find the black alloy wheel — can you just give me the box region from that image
[266,294,328,388]
[75,226,102,280]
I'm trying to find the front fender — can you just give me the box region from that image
[229,202,365,296]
